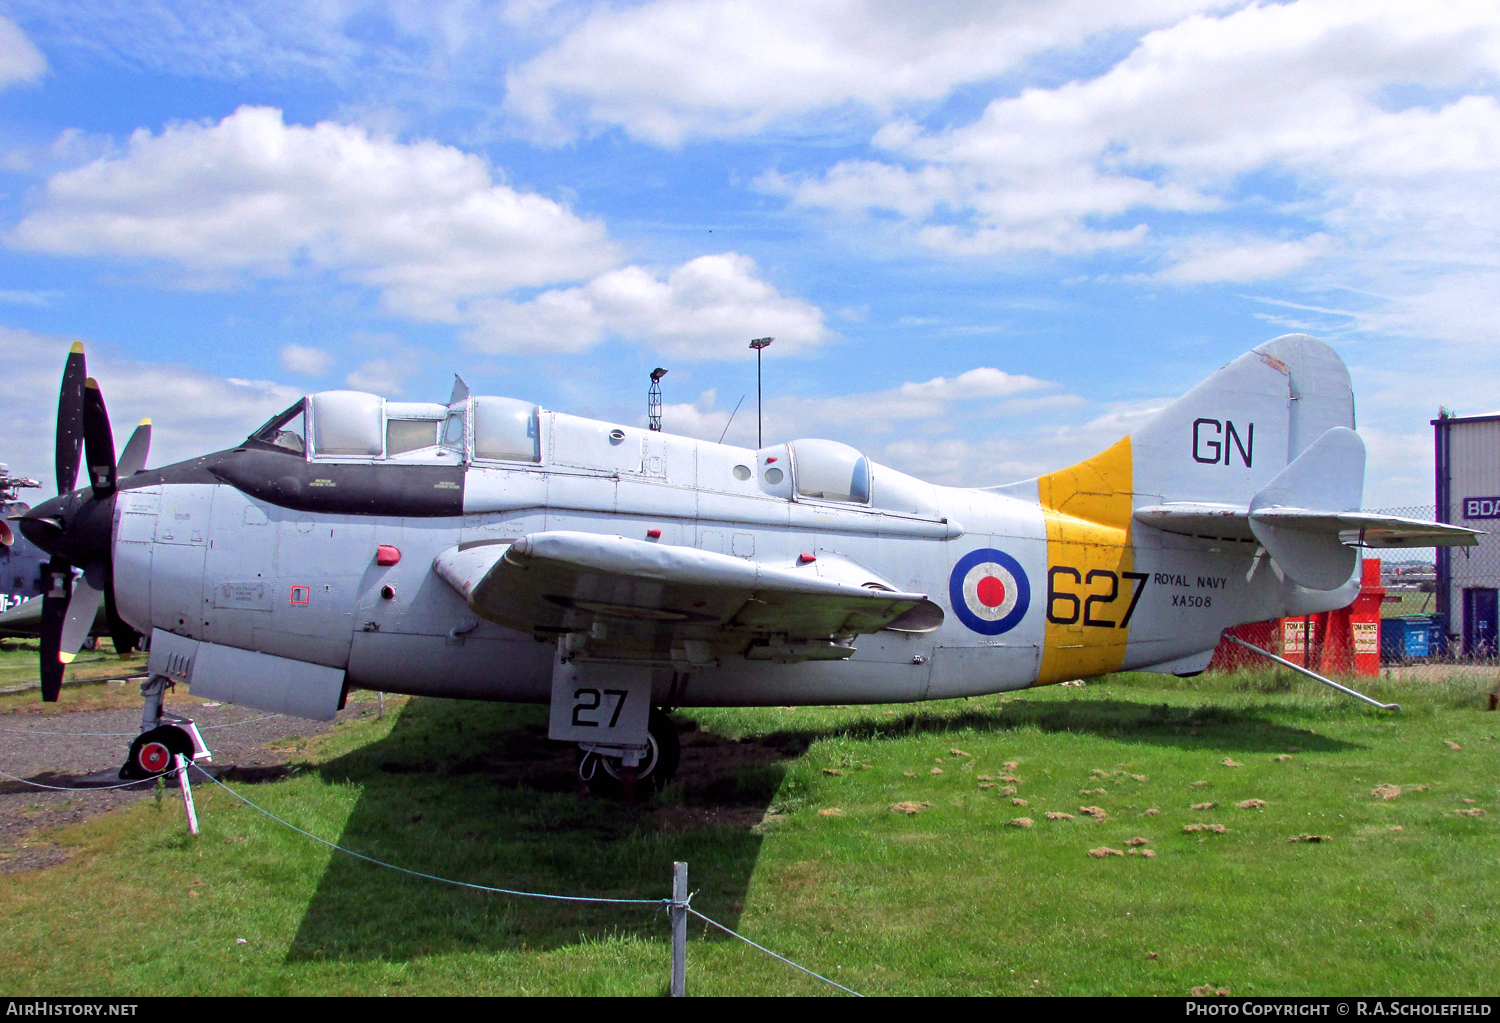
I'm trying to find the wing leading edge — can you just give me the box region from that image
[433,530,939,664]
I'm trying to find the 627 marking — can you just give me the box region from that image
[1046,568,1149,627]
[572,688,629,728]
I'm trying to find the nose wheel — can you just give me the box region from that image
[121,724,196,779]
[578,708,680,800]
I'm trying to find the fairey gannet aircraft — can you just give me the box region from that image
[16,335,1478,795]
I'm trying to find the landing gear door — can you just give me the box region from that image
[548,657,651,748]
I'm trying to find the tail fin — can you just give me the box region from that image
[1130,334,1354,506]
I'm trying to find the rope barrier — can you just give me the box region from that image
[687,907,865,996]
[188,764,669,906]
[1,756,868,994]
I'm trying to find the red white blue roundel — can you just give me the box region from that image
[949,548,1030,636]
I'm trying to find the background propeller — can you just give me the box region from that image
[20,345,150,701]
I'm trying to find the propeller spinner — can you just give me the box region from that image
[17,345,150,701]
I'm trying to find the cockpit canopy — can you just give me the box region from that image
[789,439,869,503]
[249,391,540,463]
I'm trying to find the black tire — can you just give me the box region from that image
[579,708,681,800]
[120,725,194,780]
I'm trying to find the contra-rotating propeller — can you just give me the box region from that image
[16,343,151,701]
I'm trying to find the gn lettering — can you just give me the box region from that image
[1192,418,1254,467]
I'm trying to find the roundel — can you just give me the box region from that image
[949,548,1031,636]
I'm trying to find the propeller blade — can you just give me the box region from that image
[39,557,71,702]
[55,342,86,496]
[57,565,106,667]
[0,519,11,547]
[103,579,141,657]
[117,419,151,477]
[82,378,118,498]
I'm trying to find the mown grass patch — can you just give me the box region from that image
[0,670,1496,996]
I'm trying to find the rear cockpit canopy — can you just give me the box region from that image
[771,439,939,517]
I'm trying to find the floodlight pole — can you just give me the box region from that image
[749,338,774,448]
[649,368,667,432]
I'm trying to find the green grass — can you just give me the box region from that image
[0,669,1496,996]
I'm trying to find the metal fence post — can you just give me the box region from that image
[176,755,199,835]
[671,861,687,997]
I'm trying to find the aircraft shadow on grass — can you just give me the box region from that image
[769,698,1364,755]
[284,692,1356,963]
[286,698,784,963]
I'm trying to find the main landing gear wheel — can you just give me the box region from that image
[578,708,680,800]
[120,725,194,780]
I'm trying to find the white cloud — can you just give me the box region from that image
[9,106,619,321]
[1156,234,1333,284]
[465,253,826,358]
[9,106,827,362]
[775,0,1500,281]
[0,16,45,88]
[0,326,300,494]
[279,343,333,376]
[506,0,1224,144]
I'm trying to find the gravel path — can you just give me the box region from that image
[0,698,373,874]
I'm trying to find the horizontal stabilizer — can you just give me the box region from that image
[1136,426,1481,591]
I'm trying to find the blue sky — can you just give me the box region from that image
[2,0,1498,506]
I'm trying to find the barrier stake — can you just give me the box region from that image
[671,861,688,997]
[176,755,199,835]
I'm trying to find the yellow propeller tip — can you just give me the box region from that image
[58,651,76,664]
[85,377,99,389]
[138,418,151,426]
[69,341,84,354]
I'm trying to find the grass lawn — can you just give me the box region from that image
[0,669,1495,996]
[0,639,149,708]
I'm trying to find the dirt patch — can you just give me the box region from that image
[651,806,770,833]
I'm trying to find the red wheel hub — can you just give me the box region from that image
[138,742,171,774]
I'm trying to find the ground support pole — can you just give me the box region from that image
[176,755,199,835]
[671,861,688,997]
[1222,634,1400,711]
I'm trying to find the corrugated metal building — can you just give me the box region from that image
[1434,411,1500,655]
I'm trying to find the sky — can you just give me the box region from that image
[2,0,1498,507]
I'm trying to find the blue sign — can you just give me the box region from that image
[1463,496,1500,520]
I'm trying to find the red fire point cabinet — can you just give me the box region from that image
[1207,559,1383,677]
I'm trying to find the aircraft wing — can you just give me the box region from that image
[433,531,935,663]
[1135,504,1481,548]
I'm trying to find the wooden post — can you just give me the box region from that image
[671,861,687,997]
[176,755,199,835]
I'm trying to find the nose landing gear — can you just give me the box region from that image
[119,674,211,780]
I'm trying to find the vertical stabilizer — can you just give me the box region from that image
[1130,334,1352,507]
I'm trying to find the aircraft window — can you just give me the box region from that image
[386,419,439,455]
[441,408,467,452]
[472,396,540,462]
[764,466,783,484]
[732,464,751,481]
[249,400,306,455]
[791,439,869,504]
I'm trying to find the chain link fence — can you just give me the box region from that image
[1368,503,1500,663]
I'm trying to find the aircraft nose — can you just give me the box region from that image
[16,494,69,555]
[18,492,112,564]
